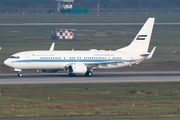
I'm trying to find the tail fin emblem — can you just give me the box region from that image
[136,35,147,40]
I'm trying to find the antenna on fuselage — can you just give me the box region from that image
[49,43,55,51]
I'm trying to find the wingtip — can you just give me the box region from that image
[49,43,55,51]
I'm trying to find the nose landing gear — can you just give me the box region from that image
[18,73,22,77]
[12,68,22,77]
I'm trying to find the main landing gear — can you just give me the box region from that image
[68,73,76,76]
[68,71,93,77]
[85,71,92,77]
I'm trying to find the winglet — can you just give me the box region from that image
[147,46,156,59]
[49,43,55,51]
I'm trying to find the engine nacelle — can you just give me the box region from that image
[41,69,59,73]
[68,64,87,74]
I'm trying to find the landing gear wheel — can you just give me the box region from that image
[18,73,22,77]
[68,73,76,76]
[85,71,93,77]
[88,71,92,77]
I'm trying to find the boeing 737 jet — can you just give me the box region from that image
[4,18,156,77]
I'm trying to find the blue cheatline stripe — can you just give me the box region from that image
[13,59,139,63]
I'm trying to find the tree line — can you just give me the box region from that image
[1,0,180,8]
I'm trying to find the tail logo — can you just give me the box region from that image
[136,35,147,40]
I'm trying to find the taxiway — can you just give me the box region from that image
[0,71,180,85]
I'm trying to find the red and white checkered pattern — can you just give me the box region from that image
[63,4,72,9]
[55,30,73,39]
[57,4,72,12]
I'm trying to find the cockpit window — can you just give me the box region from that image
[10,56,20,59]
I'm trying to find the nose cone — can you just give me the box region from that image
[4,59,11,67]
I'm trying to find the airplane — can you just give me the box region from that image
[4,18,156,77]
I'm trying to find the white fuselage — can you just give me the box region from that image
[4,18,155,76]
[4,50,143,70]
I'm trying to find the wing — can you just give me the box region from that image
[84,59,141,69]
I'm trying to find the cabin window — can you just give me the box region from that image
[10,56,20,59]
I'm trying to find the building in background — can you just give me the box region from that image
[55,0,88,13]
[56,0,74,12]
[52,29,76,40]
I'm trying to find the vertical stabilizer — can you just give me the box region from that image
[116,18,155,53]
